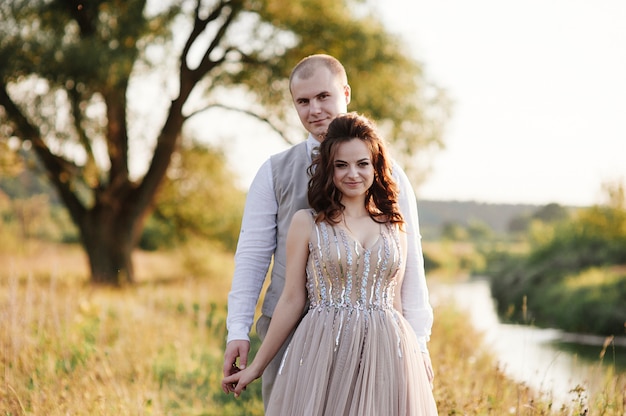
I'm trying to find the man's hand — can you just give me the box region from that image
[223,340,250,378]
[221,363,262,397]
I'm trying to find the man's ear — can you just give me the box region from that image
[344,84,351,105]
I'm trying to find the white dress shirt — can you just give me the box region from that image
[226,134,433,352]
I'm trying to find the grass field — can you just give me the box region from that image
[1,242,624,415]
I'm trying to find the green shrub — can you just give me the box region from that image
[486,203,626,335]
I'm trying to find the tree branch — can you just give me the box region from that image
[103,87,130,190]
[186,103,295,146]
[0,80,87,222]
[181,0,227,72]
[194,2,240,78]
[66,0,97,36]
[68,85,101,188]
[178,0,240,98]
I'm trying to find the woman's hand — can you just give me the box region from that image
[221,364,262,397]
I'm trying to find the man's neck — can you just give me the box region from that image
[307,132,323,144]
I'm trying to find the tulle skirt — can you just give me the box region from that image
[266,305,438,415]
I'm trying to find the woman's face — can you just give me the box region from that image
[332,138,374,200]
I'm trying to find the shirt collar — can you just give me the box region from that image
[306,133,322,155]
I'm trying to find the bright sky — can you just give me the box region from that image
[378,0,626,206]
[193,1,626,207]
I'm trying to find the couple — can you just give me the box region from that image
[221,54,438,415]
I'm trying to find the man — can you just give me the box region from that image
[223,54,434,406]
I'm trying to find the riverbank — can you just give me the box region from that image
[430,275,626,410]
[559,332,626,349]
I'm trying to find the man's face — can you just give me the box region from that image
[290,67,351,138]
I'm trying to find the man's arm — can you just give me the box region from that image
[222,210,311,397]
[392,162,434,353]
[223,159,278,376]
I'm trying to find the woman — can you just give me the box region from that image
[222,112,438,415]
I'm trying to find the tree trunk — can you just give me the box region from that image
[79,201,142,286]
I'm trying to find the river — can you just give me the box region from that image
[430,278,626,405]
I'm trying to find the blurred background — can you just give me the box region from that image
[383,0,626,206]
[204,0,626,207]
[1,1,625,414]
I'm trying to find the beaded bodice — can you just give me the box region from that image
[305,217,403,311]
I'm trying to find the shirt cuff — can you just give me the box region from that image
[226,324,251,344]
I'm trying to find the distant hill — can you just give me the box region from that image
[416,199,541,236]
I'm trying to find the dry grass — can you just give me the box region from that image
[1,242,624,415]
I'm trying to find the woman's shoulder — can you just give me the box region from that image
[294,208,315,218]
[291,209,316,227]
[381,219,404,235]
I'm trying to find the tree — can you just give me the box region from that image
[141,139,245,252]
[0,0,448,285]
[508,203,570,234]
[507,214,530,234]
[441,221,468,241]
[466,219,493,242]
[600,179,625,210]
[531,202,569,223]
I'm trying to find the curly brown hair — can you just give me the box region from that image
[307,112,404,227]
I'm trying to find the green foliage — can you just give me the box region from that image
[508,202,572,234]
[209,334,264,416]
[0,140,243,249]
[1,0,448,283]
[465,219,494,241]
[422,250,442,272]
[538,268,626,334]
[0,148,52,200]
[150,299,264,415]
[0,199,73,245]
[440,221,468,241]
[529,205,626,269]
[140,141,245,251]
[232,0,449,154]
[532,202,571,223]
[268,0,448,170]
[438,219,495,244]
[1,0,154,86]
[486,198,626,336]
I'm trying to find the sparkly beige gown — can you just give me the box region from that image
[266,213,438,415]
